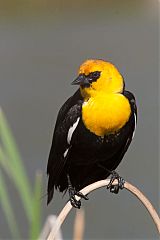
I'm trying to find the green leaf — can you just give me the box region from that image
[0,169,20,239]
[0,109,33,222]
[30,170,43,240]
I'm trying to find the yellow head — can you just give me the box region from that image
[72,59,124,99]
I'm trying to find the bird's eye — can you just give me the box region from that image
[88,71,101,82]
[92,71,100,79]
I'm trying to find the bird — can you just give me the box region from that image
[47,59,137,208]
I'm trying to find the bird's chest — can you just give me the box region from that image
[82,94,131,137]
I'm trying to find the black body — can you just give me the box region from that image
[47,89,137,204]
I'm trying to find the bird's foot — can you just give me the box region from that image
[68,187,89,209]
[107,171,125,194]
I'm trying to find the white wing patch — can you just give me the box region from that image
[67,117,80,144]
[63,148,69,158]
[132,113,137,139]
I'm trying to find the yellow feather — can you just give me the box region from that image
[82,93,131,136]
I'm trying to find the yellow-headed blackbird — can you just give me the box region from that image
[47,59,137,208]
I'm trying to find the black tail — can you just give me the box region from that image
[47,188,54,205]
[47,176,54,205]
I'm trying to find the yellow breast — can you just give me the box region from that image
[82,93,131,137]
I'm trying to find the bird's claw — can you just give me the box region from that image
[68,187,89,209]
[107,171,125,194]
[70,195,81,209]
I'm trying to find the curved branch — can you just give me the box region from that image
[47,179,160,240]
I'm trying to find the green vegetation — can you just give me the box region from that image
[0,108,43,239]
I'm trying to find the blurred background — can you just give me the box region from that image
[0,0,159,239]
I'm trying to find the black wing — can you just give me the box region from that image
[47,89,83,204]
[113,90,137,168]
[124,90,137,137]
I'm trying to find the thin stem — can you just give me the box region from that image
[46,179,160,240]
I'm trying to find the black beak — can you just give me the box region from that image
[71,74,90,87]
